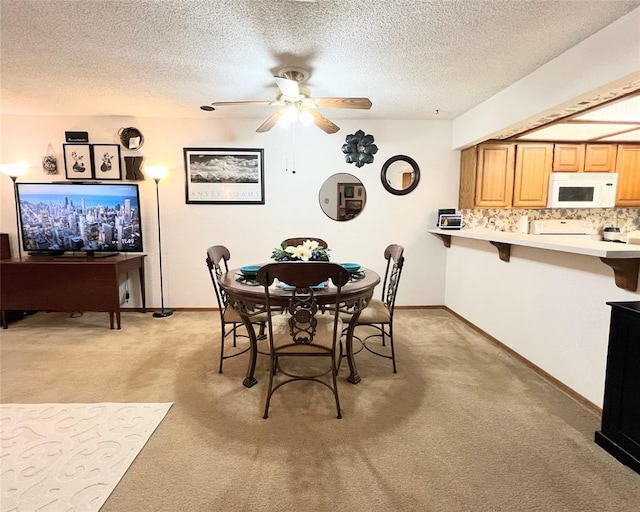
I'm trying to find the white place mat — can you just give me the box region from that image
[0,402,172,512]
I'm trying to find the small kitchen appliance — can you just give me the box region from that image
[529,219,593,235]
[602,227,622,242]
[547,172,617,208]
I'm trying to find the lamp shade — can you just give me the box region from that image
[0,162,29,178]
[145,166,168,181]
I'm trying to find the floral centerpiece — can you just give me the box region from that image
[271,239,331,262]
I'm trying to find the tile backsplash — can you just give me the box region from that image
[459,208,640,235]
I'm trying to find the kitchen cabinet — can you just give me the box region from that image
[595,301,640,474]
[467,143,515,208]
[553,144,585,172]
[458,141,639,209]
[513,143,553,207]
[459,143,515,208]
[552,144,616,172]
[585,144,617,172]
[615,145,640,207]
[458,147,477,209]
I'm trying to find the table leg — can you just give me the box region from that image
[345,320,361,384]
[109,312,114,330]
[242,316,259,388]
[116,310,121,329]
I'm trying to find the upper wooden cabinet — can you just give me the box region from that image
[458,146,477,209]
[553,144,585,172]
[458,141,639,209]
[513,143,553,207]
[585,144,617,172]
[474,143,515,207]
[553,143,617,172]
[615,145,640,207]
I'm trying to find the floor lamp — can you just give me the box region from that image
[0,163,29,260]
[145,166,173,318]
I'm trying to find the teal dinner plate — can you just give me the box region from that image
[341,262,361,274]
[281,282,327,290]
[240,264,261,277]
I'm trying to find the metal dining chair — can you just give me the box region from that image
[254,262,350,419]
[205,245,265,373]
[352,244,405,373]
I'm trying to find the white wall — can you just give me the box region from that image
[443,238,638,406]
[0,116,459,308]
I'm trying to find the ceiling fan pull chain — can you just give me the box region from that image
[292,124,297,174]
[285,128,290,173]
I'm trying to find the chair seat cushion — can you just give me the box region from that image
[355,298,391,324]
[271,313,343,354]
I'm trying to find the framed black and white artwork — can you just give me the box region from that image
[91,144,122,180]
[183,147,265,204]
[63,144,93,179]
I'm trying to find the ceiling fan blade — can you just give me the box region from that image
[314,97,372,110]
[211,100,275,107]
[309,110,340,134]
[274,77,300,98]
[256,110,285,133]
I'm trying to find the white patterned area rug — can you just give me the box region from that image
[0,402,172,512]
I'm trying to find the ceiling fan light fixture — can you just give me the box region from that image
[299,108,314,127]
[277,106,299,128]
[206,66,370,134]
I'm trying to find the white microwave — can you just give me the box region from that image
[547,172,617,208]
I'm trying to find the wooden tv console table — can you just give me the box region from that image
[0,254,146,329]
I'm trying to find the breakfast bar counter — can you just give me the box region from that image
[428,228,640,291]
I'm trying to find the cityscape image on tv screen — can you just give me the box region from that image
[16,183,143,253]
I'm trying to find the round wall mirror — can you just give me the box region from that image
[381,155,420,195]
[318,173,366,221]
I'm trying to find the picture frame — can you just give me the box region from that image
[183,147,264,204]
[344,185,355,198]
[63,144,93,179]
[91,144,122,180]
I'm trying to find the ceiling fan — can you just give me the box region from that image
[200,67,372,134]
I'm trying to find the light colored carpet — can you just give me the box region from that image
[0,402,172,512]
[1,309,639,511]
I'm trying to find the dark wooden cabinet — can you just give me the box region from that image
[0,233,28,327]
[1,254,147,329]
[595,301,640,474]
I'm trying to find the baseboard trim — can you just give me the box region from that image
[396,305,444,310]
[443,306,602,417]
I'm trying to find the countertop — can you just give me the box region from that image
[428,228,640,259]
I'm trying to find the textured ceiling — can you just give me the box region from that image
[1,0,639,123]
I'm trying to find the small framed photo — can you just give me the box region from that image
[63,144,93,179]
[184,147,265,204]
[91,144,122,180]
[344,185,355,198]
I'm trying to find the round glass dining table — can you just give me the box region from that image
[218,266,380,388]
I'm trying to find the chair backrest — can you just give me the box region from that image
[281,237,328,249]
[381,244,405,312]
[256,262,349,346]
[206,245,231,310]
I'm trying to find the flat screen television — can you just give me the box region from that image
[16,182,143,257]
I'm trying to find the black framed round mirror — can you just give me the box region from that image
[318,173,366,221]
[381,155,420,195]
